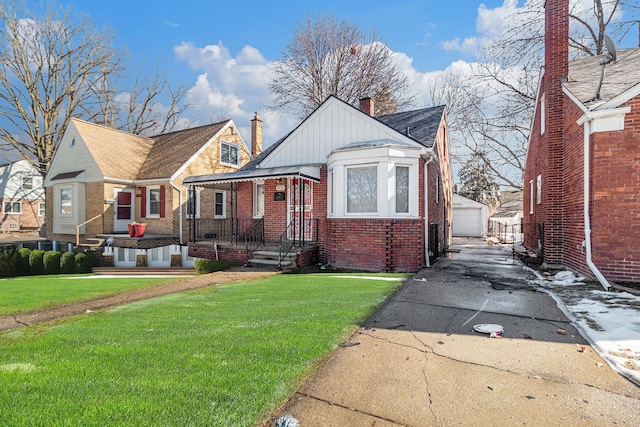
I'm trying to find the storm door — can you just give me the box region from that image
[287,178,313,242]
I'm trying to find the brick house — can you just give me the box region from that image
[0,159,45,232]
[523,0,640,286]
[43,117,256,267]
[185,96,453,272]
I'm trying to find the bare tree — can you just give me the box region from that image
[87,66,190,136]
[269,14,415,118]
[0,2,190,175]
[434,0,638,190]
[0,2,121,175]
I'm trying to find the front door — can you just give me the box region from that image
[288,178,313,242]
[114,188,134,232]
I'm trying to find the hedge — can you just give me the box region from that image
[60,252,75,274]
[43,251,62,275]
[194,258,230,274]
[29,249,46,276]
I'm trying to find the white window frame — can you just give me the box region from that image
[395,165,411,215]
[38,202,45,217]
[346,164,378,215]
[22,176,33,190]
[146,186,161,218]
[220,140,240,168]
[529,180,534,215]
[536,175,542,205]
[60,187,73,216]
[328,170,334,216]
[4,201,21,214]
[253,181,264,219]
[185,187,201,219]
[214,190,226,219]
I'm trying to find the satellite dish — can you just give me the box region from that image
[106,237,115,246]
[604,35,617,63]
[590,34,617,102]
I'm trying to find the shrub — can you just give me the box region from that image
[194,258,230,274]
[29,249,46,276]
[0,246,18,278]
[74,252,92,274]
[60,252,75,274]
[43,251,62,275]
[17,248,31,275]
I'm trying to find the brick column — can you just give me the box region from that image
[543,0,569,265]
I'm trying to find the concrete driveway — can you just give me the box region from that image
[267,238,640,426]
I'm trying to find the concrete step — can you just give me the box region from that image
[252,250,297,260]
[247,258,294,271]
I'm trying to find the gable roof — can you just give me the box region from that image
[138,121,230,180]
[72,118,153,181]
[70,118,233,182]
[376,104,446,149]
[564,48,640,109]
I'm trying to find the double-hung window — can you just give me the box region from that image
[214,191,226,218]
[395,166,410,214]
[4,201,21,214]
[221,141,240,167]
[147,186,161,217]
[60,187,72,215]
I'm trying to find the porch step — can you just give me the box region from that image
[94,267,195,276]
[248,250,296,271]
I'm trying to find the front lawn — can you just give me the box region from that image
[0,273,406,426]
[0,275,186,315]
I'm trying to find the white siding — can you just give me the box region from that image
[261,98,421,169]
[44,122,103,187]
[0,160,44,200]
[53,181,86,234]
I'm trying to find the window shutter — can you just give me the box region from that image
[160,185,166,218]
[140,186,146,218]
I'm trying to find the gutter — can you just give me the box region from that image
[581,120,612,291]
[169,180,183,245]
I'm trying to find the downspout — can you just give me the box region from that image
[582,120,612,291]
[424,153,436,268]
[169,180,183,244]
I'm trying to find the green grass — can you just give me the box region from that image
[0,273,406,426]
[0,275,186,315]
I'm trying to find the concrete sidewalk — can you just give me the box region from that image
[266,239,640,426]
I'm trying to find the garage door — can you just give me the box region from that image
[453,207,484,237]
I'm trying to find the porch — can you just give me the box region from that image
[187,217,319,270]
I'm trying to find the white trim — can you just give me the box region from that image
[214,190,226,219]
[536,174,542,205]
[595,82,640,110]
[38,202,45,217]
[577,106,631,133]
[524,68,546,167]
[253,180,264,219]
[529,180,534,215]
[146,185,161,218]
[539,92,546,135]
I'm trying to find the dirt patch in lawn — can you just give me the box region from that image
[0,270,277,332]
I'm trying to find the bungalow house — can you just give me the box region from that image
[524,0,640,287]
[185,96,453,272]
[0,159,45,233]
[43,117,257,267]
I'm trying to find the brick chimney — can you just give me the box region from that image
[543,0,569,264]
[359,97,375,116]
[251,112,263,158]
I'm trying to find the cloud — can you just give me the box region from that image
[162,19,179,28]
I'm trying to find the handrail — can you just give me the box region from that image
[278,218,318,269]
[244,218,265,264]
[76,214,103,246]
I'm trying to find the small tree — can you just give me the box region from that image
[0,245,17,277]
[29,249,46,276]
[43,251,61,275]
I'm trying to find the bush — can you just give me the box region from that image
[60,252,75,274]
[29,249,46,276]
[74,252,92,274]
[17,248,31,275]
[194,258,230,274]
[0,246,18,278]
[43,251,62,275]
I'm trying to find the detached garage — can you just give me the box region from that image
[452,194,488,237]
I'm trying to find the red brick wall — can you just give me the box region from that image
[326,218,424,272]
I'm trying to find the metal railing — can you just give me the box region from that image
[278,217,318,269]
[244,218,265,264]
[488,221,523,244]
[189,218,264,246]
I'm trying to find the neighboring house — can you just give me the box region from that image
[43,116,258,267]
[524,0,640,286]
[452,194,488,238]
[0,159,45,232]
[489,189,523,242]
[185,96,453,272]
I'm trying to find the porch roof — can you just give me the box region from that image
[183,164,321,186]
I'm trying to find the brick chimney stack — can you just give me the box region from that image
[359,97,375,116]
[251,112,263,158]
[543,0,569,264]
